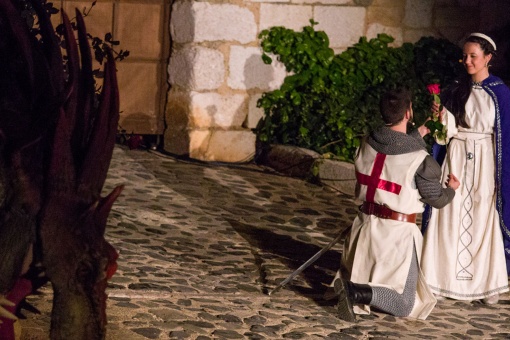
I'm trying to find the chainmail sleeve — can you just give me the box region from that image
[415,155,455,209]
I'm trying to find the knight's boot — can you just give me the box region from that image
[334,279,373,322]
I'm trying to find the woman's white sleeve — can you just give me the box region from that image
[443,109,458,139]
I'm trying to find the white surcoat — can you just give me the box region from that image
[340,143,436,319]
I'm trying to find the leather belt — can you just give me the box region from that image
[359,201,416,223]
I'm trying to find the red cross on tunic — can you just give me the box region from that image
[356,152,402,202]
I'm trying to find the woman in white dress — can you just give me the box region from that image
[421,33,510,304]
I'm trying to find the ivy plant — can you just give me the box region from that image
[255,21,463,161]
[17,0,137,145]
[17,0,130,87]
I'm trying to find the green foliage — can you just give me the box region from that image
[412,37,463,143]
[19,0,129,88]
[413,36,464,85]
[255,21,463,161]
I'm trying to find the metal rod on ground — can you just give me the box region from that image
[268,226,351,296]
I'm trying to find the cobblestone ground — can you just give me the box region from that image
[19,146,510,339]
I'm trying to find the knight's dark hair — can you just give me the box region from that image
[380,88,412,126]
[445,35,496,128]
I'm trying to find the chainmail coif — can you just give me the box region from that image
[368,127,427,155]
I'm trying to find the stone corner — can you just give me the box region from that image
[256,144,356,197]
[256,144,320,178]
[315,158,356,197]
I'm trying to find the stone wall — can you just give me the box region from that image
[52,0,509,162]
[165,0,504,162]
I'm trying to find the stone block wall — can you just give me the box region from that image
[165,0,493,162]
[53,0,507,162]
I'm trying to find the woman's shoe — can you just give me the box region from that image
[434,294,446,301]
[482,294,499,305]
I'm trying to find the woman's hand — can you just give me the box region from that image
[431,102,446,122]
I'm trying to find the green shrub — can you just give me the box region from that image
[255,21,463,161]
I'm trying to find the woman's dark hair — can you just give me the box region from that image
[380,88,412,126]
[445,35,496,128]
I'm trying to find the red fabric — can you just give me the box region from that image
[355,152,401,202]
[127,135,143,150]
[105,243,119,280]
[0,278,32,340]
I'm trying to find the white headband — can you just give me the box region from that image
[468,33,497,51]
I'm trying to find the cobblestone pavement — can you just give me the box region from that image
[19,146,510,339]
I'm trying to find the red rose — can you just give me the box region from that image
[427,83,441,95]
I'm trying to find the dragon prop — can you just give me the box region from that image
[0,0,122,338]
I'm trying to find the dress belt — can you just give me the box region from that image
[454,131,492,141]
[359,201,416,223]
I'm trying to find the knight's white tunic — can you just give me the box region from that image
[421,87,509,300]
[340,142,436,319]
